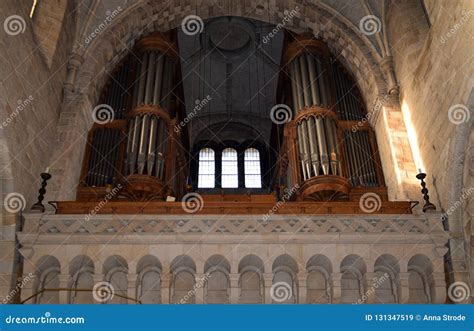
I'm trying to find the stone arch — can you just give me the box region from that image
[69,255,95,304]
[136,255,162,304]
[407,254,434,303]
[444,89,473,294]
[238,254,264,303]
[73,1,386,113]
[373,254,400,303]
[170,255,196,304]
[272,254,298,303]
[306,254,332,303]
[0,124,18,301]
[103,255,128,304]
[34,255,61,304]
[53,1,394,200]
[204,255,231,304]
[340,254,367,303]
[31,0,73,67]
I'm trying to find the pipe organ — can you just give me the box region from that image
[79,32,187,202]
[278,34,384,201]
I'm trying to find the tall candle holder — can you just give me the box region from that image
[31,172,52,213]
[416,172,436,213]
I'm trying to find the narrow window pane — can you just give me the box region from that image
[245,148,262,188]
[222,148,238,188]
[198,148,215,188]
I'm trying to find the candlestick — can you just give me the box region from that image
[31,172,52,213]
[415,172,436,213]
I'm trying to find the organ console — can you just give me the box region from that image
[277,33,385,201]
[78,32,188,201]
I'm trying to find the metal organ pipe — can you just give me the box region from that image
[293,60,305,110]
[307,116,320,176]
[299,55,312,107]
[144,52,156,104]
[291,50,344,181]
[297,124,307,180]
[306,54,320,106]
[125,49,175,181]
[137,53,148,106]
[153,55,164,105]
[315,59,327,106]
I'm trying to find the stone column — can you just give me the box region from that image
[399,272,410,303]
[194,273,205,304]
[160,273,171,304]
[263,273,273,303]
[229,273,240,303]
[58,274,70,304]
[92,274,104,304]
[297,272,307,304]
[432,272,446,303]
[19,274,37,304]
[331,273,342,303]
[364,272,377,303]
[127,273,137,304]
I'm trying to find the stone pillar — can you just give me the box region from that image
[58,274,70,304]
[432,272,447,303]
[229,273,240,303]
[263,273,273,303]
[92,274,104,304]
[160,273,170,304]
[297,272,307,304]
[399,272,410,303]
[194,273,205,304]
[127,273,137,304]
[364,272,377,303]
[20,274,37,304]
[331,273,342,303]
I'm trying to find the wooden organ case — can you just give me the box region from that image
[78,32,189,202]
[277,34,386,202]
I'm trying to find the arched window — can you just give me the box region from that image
[198,148,215,188]
[221,148,238,188]
[244,148,262,188]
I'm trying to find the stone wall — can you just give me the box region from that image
[388,0,474,288]
[0,0,75,301]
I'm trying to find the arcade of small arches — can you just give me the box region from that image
[28,253,440,304]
